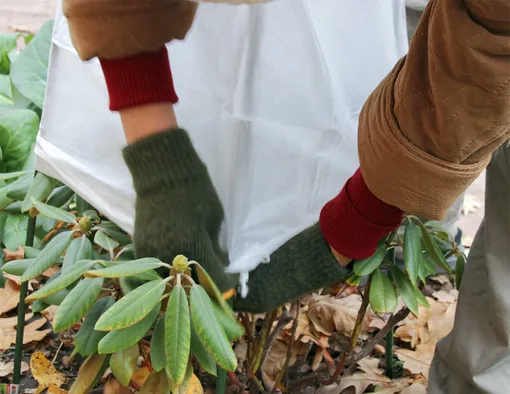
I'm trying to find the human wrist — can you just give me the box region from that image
[319,168,404,260]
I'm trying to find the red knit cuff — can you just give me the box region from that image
[99,47,178,111]
[320,168,404,260]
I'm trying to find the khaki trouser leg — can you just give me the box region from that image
[428,144,510,393]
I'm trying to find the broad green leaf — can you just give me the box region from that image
[2,258,33,275]
[417,221,452,274]
[95,279,166,331]
[98,303,160,354]
[369,269,398,313]
[170,361,193,393]
[0,110,39,172]
[75,297,115,357]
[38,273,69,306]
[85,258,164,279]
[62,236,93,274]
[21,231,73,282]
[76,195,94,216]
[94,230,119,252]
[0,33,18,74]
[47,186,74,208]
[69,353,109,394]
[0,173,33,210]
[0,170,32,181]
[2,213,29,250]
[5,179,30,201]
[131,270,163,282]
[415,287,430,308]
[10,20,53,109]
[25,260,94,301]
[119,277,144,295]
[190,320,217,376]
[0,75,13,108]
[31,299,49,313]
[151,315,167,372]
[418,253,437,283]
[53,277,104,332]
[211,302,244,341]
[194,263,232,316]
[37,215,56,233]
[32,199,77,224]
[165,284,191,386]
[140,370,170,394]
[110,344,139,386]
[21,173,58,212]
[24,246,40,258]
[404,220,422,286]
[390,266,419,316]
[83,210,100,223]
[353,246,386,277]
[455,254,466,290]
[189,285,237,372]
[94,221,131,245]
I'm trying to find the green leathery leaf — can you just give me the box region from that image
[93,221,131,245]
[0,110,39,172]
[353,245,386,277]
[151,315,167,372]
[0,170,32,181]
[369,269,398,313]
[418,253,437,284]
[140,370,170,394]
[0,173,33,209]
[211,302,244,341]
[43,287,70,306]
[415,287,430,308]
[75,297,115,357]
[2,258,33,275]
[94,230,119,252]
[85,258,165,278]
[32,199,77,224]
[62,236,93,274]
[10,20,53,109]
[404,220,422,286]
[98,303,160,354]
[47,186,74,208]
[165,284,191,386]
[69,353,109,394]
[24,246,40,258]
[95,279,166,331]
[110,344,139,386]
[194,263,232,315]
[31,299,49,313]
[390,266,419,316]
[417,221,452,274]
[455,253,466,290]
[21,231,73,282]
[53,277,104,332]
[21,173,58,212]
[170,361,193,394]
[5,180,30,201]
[345,274,362,286]
[190,320,217,376]
[25,260,95,301]
[189,285,237,372]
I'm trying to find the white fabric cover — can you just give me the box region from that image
[37,0,408,289]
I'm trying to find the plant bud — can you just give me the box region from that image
[172,255,189,273]
[78,216,92,232]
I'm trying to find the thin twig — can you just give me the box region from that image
[259,310,291,369]
[322,279,371,385]
[349,307,410,364]
[51,341,64,364]
[272,302,300,391]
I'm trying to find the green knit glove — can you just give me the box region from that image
[234,223,351,313]
[123,128,239,291]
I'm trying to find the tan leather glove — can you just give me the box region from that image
[63,0,197,60]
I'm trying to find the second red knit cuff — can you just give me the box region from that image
[100,47,179,111]
[320,168,404,260]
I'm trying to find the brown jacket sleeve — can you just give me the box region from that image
[63,0,198,60]
[359,0,510,219]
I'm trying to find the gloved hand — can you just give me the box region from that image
[123,128,239,292]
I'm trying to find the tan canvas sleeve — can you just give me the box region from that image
[358,0,510,220]
[63,0,197,60]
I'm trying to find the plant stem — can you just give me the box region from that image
[385,329,394,378]
[349,307,410,364]
[216,365,227,394]
[13,213,37,384]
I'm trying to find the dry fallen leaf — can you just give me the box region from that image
[307,294,372,337]
[432,290,458,303]
[104,376,131,394]
[0,360,29,377]
[47,385,68,393]
[131,366,151,386]
[0,314,51,350]
[261,339,300,390]
[43,266,61,278]
[401,383,427,394]
[3,246,24,262]
[186,374,204,393]
[30,352,67,394]
[0,279,20,314]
